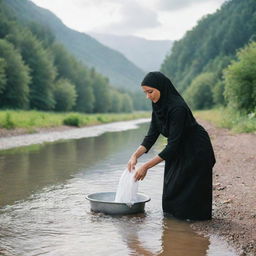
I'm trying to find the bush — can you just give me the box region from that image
[183,72,216,109]
[97,115,109,123]
[212,80,226,106]
[63,115,81,127]
[54,79,77,111]
[224,41,256,113]
[2,112,15,129]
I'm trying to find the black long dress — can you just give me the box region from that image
[141,72,215,221]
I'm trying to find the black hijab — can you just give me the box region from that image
[141,71,189,122]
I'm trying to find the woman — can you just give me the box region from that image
[128,71,215,220]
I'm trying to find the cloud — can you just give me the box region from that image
[95,0,161,35]
[158,0,226,11]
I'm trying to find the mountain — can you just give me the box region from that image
[161,0,256,93]
[90,33,173,72]
[4,0,145,91]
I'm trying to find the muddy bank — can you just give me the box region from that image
[0,119,149,150]
[191,119,256,256]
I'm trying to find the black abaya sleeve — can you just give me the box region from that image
[158,106,186,160]
[141,112,160,153]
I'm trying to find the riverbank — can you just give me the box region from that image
[0,110,150,131]
[191,119,256,256]
[0,118,150,150]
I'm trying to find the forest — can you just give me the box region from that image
[0,0,150,113]
[161,0,256,116]
[0,0,255,132]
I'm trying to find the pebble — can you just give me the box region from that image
[221,199,232,204]
[217,186,227,191]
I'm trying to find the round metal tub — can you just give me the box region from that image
[86,192,150,215]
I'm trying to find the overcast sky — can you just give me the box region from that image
[30,0,226,40]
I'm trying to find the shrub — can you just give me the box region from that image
[63,115,81,127]
[224,41,256,113]
[2,112,15,129]
[184,72,216,109]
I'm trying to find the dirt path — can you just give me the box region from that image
[191,119,256,256]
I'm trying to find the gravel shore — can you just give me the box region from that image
[191,119,256,256]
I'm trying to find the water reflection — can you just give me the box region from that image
[0,124,147,207]
[116,216,209,256]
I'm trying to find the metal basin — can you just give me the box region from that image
[86,192,150,215]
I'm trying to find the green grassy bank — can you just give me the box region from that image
[194,108,256,133]
[0,109,255,134]
[0,110,150,131]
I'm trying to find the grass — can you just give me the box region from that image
[194,108,256,133]
[0,110,150,130]
[1,108,254,134]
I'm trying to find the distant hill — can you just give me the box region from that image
[161,0,256,92]
[91,33,173,72]
[4,0,145,91]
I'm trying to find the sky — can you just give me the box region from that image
[30,0,227,41]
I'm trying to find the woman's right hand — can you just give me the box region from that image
[128,155,137,172]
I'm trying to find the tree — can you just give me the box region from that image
[92,76,111,113]
[224,41,256,113]
[183,72,216,110]
[8,30,56,110]
[54,79,77,111]
[74,66,95,113]
[121,94,133,113]
[109,90,122,113]
[28,22,55,48]
[0,58,6,94]
[212,80,226,106]
[0,39,30,109]
[161,0,256,93]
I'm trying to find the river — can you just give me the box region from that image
[0,121,237,255]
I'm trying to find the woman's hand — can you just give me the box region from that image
[128,155,137,172]
[134,164,148,181]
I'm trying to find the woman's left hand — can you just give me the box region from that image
[134,164,148,181]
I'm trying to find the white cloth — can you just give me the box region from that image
[115,168,138,206]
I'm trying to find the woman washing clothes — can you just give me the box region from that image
[127,72,215,221]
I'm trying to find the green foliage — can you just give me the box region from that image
[194,108,256,133]
[0,0,146,114]
[0,39,30,108]
[129,91,151,111]
[224,41,256,113]
[1,112,15,129]
[63,115,82,127]
[109,90,122,113]
[121,94,133,113]
[3,0,145,91]
[161,0,256,93]
[0,110,150,131]
[92,75,112,113]
[28,22,55,48]
[8,29,57,110]
[97,116,109,123]
[54,79,77,111]
[0,58,6,93]
[184,73,216,110]
[212,80,226,106]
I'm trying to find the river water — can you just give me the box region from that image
[0,122,237,256]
